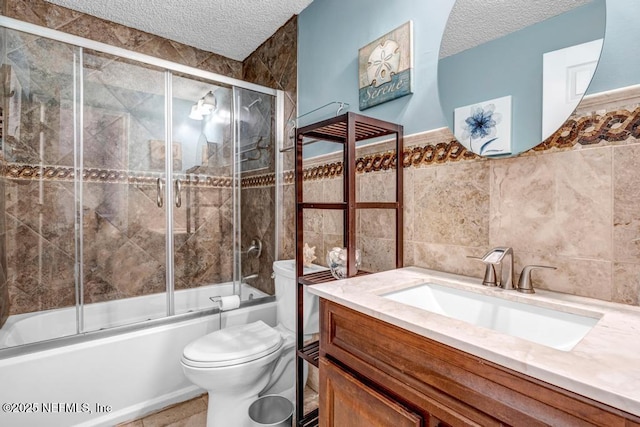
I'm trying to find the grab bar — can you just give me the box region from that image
[156,178,164,208]
[174,178,182,208]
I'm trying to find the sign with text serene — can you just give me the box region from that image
[358,21,413,110]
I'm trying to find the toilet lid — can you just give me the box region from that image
[182,320,282,368]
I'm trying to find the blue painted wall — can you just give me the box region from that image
[298,0,640,157]
[297,0,454,156]
[589,0,640,93]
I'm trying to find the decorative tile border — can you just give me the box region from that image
[282,104,640,182]
[4,99,638,189]
[241,173,276,188]
[2,163,234,188]
[535,107,640,151]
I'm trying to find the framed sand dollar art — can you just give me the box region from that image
[358,21,413,110]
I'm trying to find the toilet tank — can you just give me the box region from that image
[273,260,328,335]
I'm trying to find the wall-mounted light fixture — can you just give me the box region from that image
[189,90,217,120]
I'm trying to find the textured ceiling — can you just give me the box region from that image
[45,0,313,61]
[440,0,593,58]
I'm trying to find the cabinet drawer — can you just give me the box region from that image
[320,299,640,426]
[320,358,423,427]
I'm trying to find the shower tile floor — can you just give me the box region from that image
[117,387,319,427]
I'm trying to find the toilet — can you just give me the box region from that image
[181,260,326,427]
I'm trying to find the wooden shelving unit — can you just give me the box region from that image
[294,112,404,426]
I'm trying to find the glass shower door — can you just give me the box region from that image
[171,75,235,315]
[0,28,80,346]
[80,50,168,331]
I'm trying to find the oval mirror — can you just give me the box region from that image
[437,0,606,157]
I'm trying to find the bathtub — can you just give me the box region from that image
[0,283,276,427]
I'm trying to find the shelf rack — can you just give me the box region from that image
[294,112,404,426]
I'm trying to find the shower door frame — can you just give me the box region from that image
[0,16,284,353]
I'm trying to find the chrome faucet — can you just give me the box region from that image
[480,247,515,290]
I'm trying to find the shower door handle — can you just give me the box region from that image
[175,179,182,208]
[156,178,164,208]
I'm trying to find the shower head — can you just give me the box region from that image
[242,98,262,112]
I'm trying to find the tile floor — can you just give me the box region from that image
[117,387,318,427]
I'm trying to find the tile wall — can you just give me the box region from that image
[241,17,297,294]
[294,87,640,306]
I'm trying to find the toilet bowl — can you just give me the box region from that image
[181,260,327,427]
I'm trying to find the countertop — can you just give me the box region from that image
[307,266,640,417]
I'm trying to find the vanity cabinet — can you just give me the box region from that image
[319,299,640,427]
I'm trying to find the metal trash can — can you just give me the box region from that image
[248,395,294,427]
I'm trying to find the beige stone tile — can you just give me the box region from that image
[490,148,612,260]
[413,161,490,247]
[513,252,612,300]
[413,242,486,278]
[303,209,322,234]
[323,177,343,203]
[358,236,397,273]
[358,170,397,203]
[302,231,323,264]
[403,167,414,247]
[140,396,207,427]
[280,184,296,260]
[302,179,322,203]
[323,210,343,235]
[161,412,207,427]
[358,209,397,240]
[403,240,415,267]
[117,420,144,427]
[614,144,640,262]
[613,262,640,305]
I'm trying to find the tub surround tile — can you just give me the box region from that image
[0,174,7,325]
[4,0,243,80]
[241,186,276,295]
[0,2,296,320]
[5,0,81,31]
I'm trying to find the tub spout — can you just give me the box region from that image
[242,273,259,283]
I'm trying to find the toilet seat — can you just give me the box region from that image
[181,320,283,368]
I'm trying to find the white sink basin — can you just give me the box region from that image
[383,283,600,351]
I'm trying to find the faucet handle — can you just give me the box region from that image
[467,256,498,287]
[517,265,556,294]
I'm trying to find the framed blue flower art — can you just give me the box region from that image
[454,95,512,156]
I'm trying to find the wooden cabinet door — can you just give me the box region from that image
[320,357,423,427]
